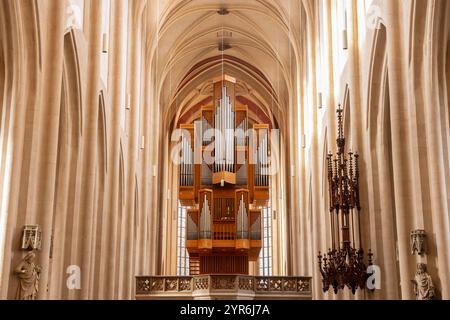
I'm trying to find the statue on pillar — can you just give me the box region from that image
[14,251,41,300]
[411,263,435,300]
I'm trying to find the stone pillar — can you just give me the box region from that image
[121,0,143,299]
[98,0,128,299]
[385,0,414,299]
[149,73,162,275]
[29,0,66,300]
[0,0,40,299]
[137,55,150,276]
[77,0,103,300]
[376,124,400,299]
[422,1,450,299]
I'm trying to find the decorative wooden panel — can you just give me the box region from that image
[200,255,249,275]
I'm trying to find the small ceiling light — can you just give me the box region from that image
[217,8,229,16]
[102,33,109,53]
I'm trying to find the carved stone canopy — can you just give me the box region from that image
[21,225,42,251]
[410,229,427,255]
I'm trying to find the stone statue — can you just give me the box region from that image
[14,251,41,300]
[411,263,435,300]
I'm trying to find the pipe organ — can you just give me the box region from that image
[180,128,194,187]
[254,127,270,187]
[179,75,271,275]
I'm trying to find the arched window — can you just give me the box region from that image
[177,204,190,276]
[259,204,273,276]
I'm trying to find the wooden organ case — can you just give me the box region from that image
[179,76,270,275]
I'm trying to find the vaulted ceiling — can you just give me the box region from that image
[145,0,307,130]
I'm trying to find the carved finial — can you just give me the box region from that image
[336,105,345,154]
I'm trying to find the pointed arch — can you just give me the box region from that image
[367,24,388,133]
[119,140,125,213]
[62,29,84,140]
[98,90,108,174]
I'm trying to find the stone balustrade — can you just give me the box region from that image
[136,275,312,300]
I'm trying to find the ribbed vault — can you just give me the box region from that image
[144,0,306,131]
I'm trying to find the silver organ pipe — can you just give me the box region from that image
[199,194,211,239]
[263,132,267,186]
[202,116,212,146]
[214,86,235,173]
[236,195,248,239]
[187,213,198,240]
[236,163,247,185]
[255,131,269,186]
[180,131,194,186]
[236,118,248,147]
[180,134,184,186]
[251,215,261,240]
[201,160,212,185]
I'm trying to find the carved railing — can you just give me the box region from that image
[136,276,193,294]
[136,275,312,299]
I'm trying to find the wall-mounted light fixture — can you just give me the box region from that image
[318,92,324,110]
[126,94,131,110]
[102,33,109,53]
[342,10,348,50]
[301,134,306,149]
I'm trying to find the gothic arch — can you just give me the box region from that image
[98,91,108,175]
[91,90,107,296]
[119,141,125,213]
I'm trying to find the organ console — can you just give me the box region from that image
[178,75,271,275]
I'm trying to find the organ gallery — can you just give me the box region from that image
[0,0,449,302]
[178,76,269,275]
